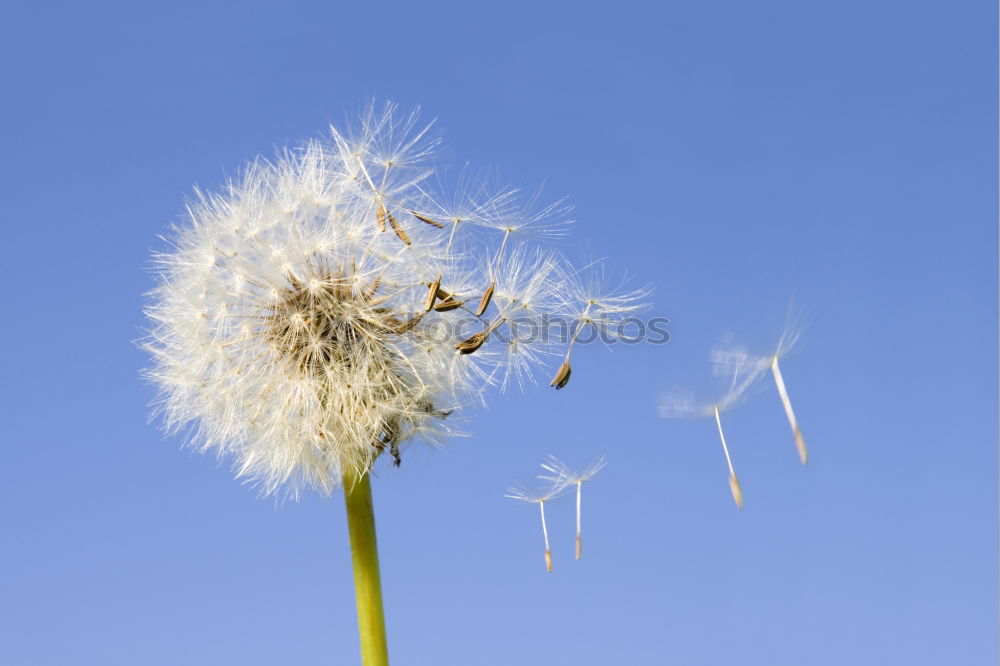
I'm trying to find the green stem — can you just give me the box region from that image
[343,469,389,666]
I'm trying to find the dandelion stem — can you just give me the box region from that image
[539,500,553,572]
[714,406,743,508]
[575,481,582,560]
[771,356,808,465]
[342,469,390,666]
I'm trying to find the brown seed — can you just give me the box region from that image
[475,281,495,317]
[550,360,572,390]
[425,274,441,312]
[455,330,489,354]
[729,473,744,509]
[435,284,453,300]
[376,203,387,232]
[411,211,444,229]
[394,312,425,334]
[364,271,383,301]
[433,298,465,312]
[388,212,411,245]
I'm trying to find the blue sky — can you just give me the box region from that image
[1,1,995,664]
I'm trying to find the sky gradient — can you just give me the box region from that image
[1,2,996,664]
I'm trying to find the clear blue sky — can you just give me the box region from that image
[1,2,995,664]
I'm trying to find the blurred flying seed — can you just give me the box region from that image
[729,473,743,509]
[771,356,808,465]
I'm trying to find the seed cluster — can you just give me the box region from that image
[144,103,647,496]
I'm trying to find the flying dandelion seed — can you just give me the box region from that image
[711,313,809,465]
[538,455,606,560]
[506,482,569,572]
[549,261,650,391]
[713,405,743,508]
[659,347,768,508]
[770,356,806,464]
[768,319,809,465]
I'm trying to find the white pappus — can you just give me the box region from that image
[143,102,647,498]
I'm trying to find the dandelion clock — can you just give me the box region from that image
[143,103,646,665]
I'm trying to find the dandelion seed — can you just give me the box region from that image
[541,502,551,572]
[659,347,766,508]
[550,360,572,390]
[475,281,495,317]
[538,455,606,559]
[387,211,411,245]
[771,356,807,464]
[506,482,568,572]
[432,298,464,312]
[411,211,444,229]
[711,313,809,465]
[455,329,489,355]
[424,274,441,312]
[477,186,573,242]
[714,406,743,508]
[766,317,809,465]
[410,167,518,257]
[551,259,650,390]
[376,202,388,232]
[392,312,425,334]
[488,248,569,390]
[363,271,384,302]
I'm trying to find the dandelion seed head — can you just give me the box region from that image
[144,102,646,497]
